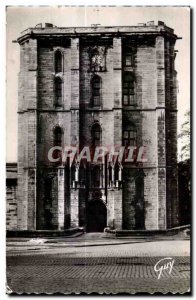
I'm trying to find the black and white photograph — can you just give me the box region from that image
[6,5,191,294]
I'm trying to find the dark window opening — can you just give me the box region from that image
[55,50,63,73]
[53,127,63,163]
[123,127,137,147]
[91,123,101,147]
[123,72,136,106]
[55,77,63,107]
[91,75,101,106]
[54,127,63,147]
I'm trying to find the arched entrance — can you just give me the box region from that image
[86,199,107,232]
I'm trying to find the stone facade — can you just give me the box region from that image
[13,21,179,231]
[6,163,17,230]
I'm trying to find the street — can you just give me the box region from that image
[6,233,190,294]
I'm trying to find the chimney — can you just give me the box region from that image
[158,21,165,26]
[45,23,53,28]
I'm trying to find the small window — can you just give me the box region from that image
[55,77,63,107]
[53,126,63,163]
[55,50,63,73]
[125,55,134,67]
[91,75,101,106]
[123,72,136,106]
[54,127,63,147]
[124,46,135,67]
[91,123,101,147]
[123,126,137,147]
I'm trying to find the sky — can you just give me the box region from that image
[6,6,190,162]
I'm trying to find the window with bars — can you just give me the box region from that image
[123,72,136,106]
[123,127,137,147]
[55,77,63,107]
[55,50,63,73]
[91,75,101,106]
[91,123,101,147]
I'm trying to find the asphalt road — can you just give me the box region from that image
[6,233,190,294]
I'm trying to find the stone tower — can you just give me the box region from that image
[16,21,179,231]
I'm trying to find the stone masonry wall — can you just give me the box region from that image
[165,39,178,228]
[17,39,37,230]
[16,25,178,231]
[122,37,159,230]
[6,184,17,230]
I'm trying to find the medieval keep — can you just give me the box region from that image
[7,21,179,232]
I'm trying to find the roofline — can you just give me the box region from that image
[16,31,179,45]
[15,24,180,45]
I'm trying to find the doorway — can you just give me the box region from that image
[86,199,107,232]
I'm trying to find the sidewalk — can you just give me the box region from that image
[7,232,190,252]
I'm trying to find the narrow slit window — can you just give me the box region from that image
[53,126,63,163]
[91,123,101,147]
[55,77,63,107]
[55,50,63,73]
[91,75,101,106]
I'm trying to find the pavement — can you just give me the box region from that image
[6,233,191,294]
